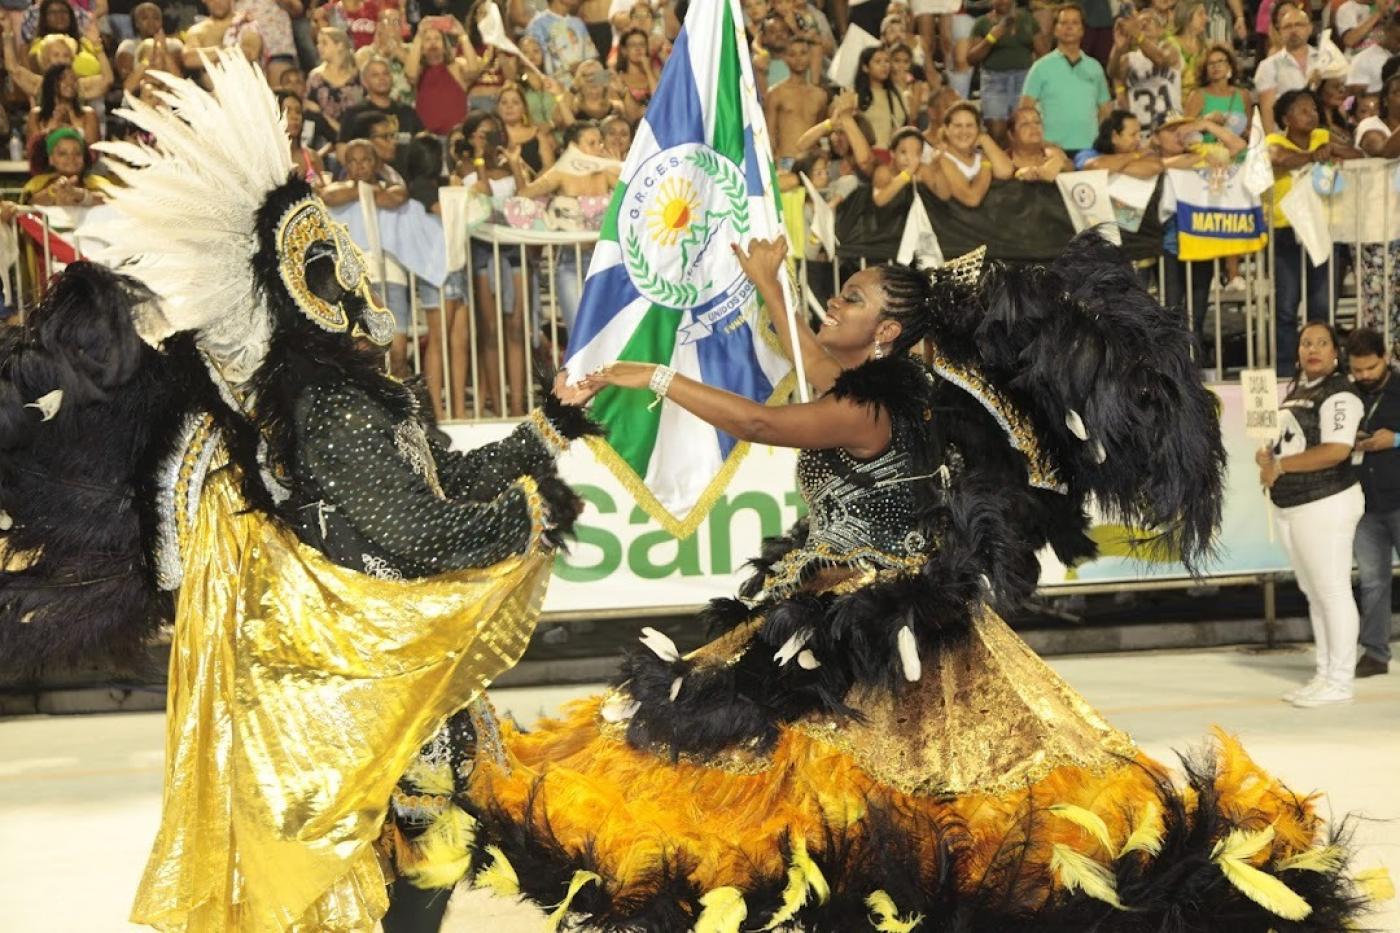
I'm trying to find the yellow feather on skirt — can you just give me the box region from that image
[455,607,1381,929]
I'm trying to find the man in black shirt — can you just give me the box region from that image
[1346,327,1399,677]
[335,56,422,153]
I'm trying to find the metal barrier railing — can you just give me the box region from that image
[12,166,1400,415]
[3,188,77,326]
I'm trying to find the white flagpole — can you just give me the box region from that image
[781,257,811,403]
[726,0,811,403]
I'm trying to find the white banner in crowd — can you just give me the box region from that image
[328,197,447,285]
[1159,165,1268,260]
[1321,158,1400,245]
[1273,159,1400,260]
[444,384,1296,615]
[1056,170,1121,244]
[477,1,540,77]
[356,181,387,285]
[1279,170,1333,266]
[440,187,475,270]
[826,24,879,88]
[897,192,943,266]
[1242,107,1274,197]
[799,171,837,258]
[1316,29,1351,80]
[1107,172,1157,234]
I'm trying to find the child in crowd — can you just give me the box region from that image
[449,111,533,416]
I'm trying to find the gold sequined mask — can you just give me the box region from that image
[276,197,395,347]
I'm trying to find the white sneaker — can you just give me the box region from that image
[1224,275,1247,294]
[1291,681,1354,707]
[1282,676,1325,703]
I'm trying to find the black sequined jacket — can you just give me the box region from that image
[149,327,596,592]
[286,383,572,579]
[0,261,595,673]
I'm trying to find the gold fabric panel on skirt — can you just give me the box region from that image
[131,464,552,932]
[796,608,1138,798]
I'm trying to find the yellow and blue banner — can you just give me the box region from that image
[1161,167,1268,261]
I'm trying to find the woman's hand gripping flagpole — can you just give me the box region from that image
[733,236,842,400]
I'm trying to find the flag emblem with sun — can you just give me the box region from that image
[646,176,700,247]
[619,142,750,312]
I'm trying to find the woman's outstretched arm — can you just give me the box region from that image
[578,361,890,457]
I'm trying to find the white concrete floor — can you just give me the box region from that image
[2,644,1397,933]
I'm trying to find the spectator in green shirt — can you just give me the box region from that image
[1018,3,1112,154]
[969,0,1038,141]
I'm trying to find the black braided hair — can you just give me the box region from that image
[876,262,938,356]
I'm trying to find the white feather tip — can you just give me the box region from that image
[896,626,922,682]
[1065,409,1089,440]
[26,389,63,421]
[639,626,680,663]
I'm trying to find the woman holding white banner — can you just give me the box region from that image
[386,232,1386,931]
[1257,321,1366,707]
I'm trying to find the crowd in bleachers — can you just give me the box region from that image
[6,0,1400,412]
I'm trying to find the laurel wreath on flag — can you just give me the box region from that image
[624,147,752,308]
[687,149,751,237]
[624,233,701,307]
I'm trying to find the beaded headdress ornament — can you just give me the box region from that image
[80,51,392,383]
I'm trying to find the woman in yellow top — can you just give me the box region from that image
[20,127,111,207]
[1266,88,1360,376]
[26,0,105,75]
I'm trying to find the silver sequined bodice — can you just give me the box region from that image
[760,421,930,596]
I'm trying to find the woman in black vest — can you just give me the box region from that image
[1257,321,1365,707]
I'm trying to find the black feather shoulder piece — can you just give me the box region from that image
[827,354,945,491]
[929,230,1226,571]
[826,353,936,419]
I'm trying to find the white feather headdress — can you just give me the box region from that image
[82,52,294,382]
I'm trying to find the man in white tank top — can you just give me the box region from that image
[1108,9,1182,137]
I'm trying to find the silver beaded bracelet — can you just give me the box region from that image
[648,364,676,400]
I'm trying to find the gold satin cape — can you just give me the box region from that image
[131,466,552,932]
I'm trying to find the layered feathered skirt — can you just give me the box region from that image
[383,603,1392,932]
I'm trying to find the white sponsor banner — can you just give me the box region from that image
[443,384,1297,614]
[445,423,804,612]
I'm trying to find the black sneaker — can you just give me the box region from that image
[1355,655,1390,678]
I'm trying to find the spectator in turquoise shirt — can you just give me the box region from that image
[1018,4,1112,153]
